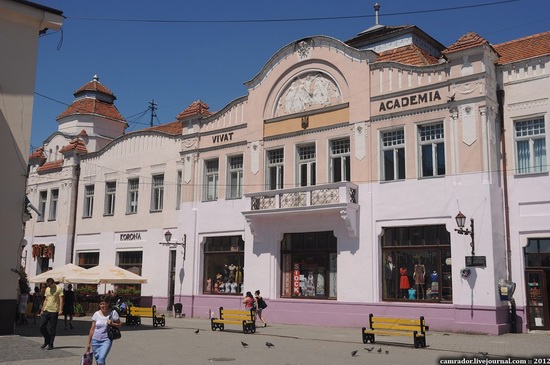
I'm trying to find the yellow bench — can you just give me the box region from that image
[361,314,429,348]
[126,305,165,327]
[211,307,256,334]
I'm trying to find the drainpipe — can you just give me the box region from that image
[69,164,81,264]
[497,88,516,333]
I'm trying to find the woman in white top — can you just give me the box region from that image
[85,296,121,365]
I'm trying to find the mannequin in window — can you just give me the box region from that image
[228,264,236,282]
[413,258,426,299]
[399,267,410,298]
[306,272,315,296]
[316,269,325,296]
[384,256,395,298]
[430,271,439,298]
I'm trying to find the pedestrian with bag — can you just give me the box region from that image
[39,278,64,350]
[86,295,121,365]
[254,290,268,327]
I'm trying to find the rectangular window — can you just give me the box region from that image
[419,123,445,177]
[37,191,47,222]
[281,231,337,299]
[227,155,243,199]
[382,129,406,181]
[83,185,94,218]
[297,144,316,187]
[104,182,116,216]
[203,236,244,295]
[204,159,219,201]
[77,252,99,269]
[515,118,547,174]
[267,148,284,190]
[381,225,452,303]
[330,138,351,182]
[176,170,182,210]
[151,174,164,211]
[49,189,59,220]
[117,251,143,293]
[127,178,139,214]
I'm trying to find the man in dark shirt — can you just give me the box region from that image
[63,284,75,330]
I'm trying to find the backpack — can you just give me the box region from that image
[258,297,268,309]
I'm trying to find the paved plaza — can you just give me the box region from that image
[2,315,550,365]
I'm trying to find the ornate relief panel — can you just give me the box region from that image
[274,72,342,117]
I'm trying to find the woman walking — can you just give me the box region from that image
[86,296,121,365]
[254,290,267,327]
[243,291,255,311]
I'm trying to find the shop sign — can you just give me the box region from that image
[119,232,142,241]
[465,255,486,267]
[212,132,234,144]
[32,244,55,261]
[378,91,441,112]
[293,263,301,295]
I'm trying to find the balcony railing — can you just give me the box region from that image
[248,182,358,211]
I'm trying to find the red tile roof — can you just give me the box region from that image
[376,44,440,66]
[57,98,125,121]
[60,139,88,154]
[443,32,489,54]
[75,76,116,99]
[146,120,183,135]
[176,100,212,120]
[494,30,550,65]
[37,160,63,173]
[29,147,46,160]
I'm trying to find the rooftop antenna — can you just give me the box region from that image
[148,99,157,127]
[374,3,380,26]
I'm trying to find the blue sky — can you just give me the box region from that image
[31,0,550,150]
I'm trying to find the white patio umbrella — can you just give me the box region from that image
[29,263,87,283]
[65,265,148,285]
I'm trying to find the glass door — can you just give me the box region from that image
[525,270,549,330]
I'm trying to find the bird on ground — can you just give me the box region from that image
[241,341,249,347]
[364,347,374,352]
[385,350,390,355]
[266,342,275,348]
[351,350,358,357]
[377,348,382,354]
[479,352,489,356]
[194,329,200,334]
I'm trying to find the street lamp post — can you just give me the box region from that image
[159,230,186,260]
[454,211,475,256]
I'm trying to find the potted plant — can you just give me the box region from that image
[74,303,85,317]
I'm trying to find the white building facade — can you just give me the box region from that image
[24,21,550,334]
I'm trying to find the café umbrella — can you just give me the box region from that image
[29,263,87,283]
[65,265,148,285]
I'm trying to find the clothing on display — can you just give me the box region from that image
[316,272,325,295]
[413,264,425,285]
[306,272,315,296]
[408,288,416,300]
[384,259,395,297]
[399,268,410,289]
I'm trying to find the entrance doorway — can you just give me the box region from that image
[524,238,550,330]
[168,250,176,311]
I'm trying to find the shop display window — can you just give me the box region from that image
[382,225,452,302]
[281,231,337,299]
[203,236,244,295]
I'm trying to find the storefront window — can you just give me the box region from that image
[281,231,337,299]
[117,251,143,293]
[78,252,99,269]
[382,225,451,302]
[203,236,244,295]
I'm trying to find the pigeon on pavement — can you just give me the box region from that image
[377,347,382,354]
[266,342,275,348]
[194,329,199,334]
[479,352,489,356]
[241,341,249,347]
[351,350,358,357]
[364,347,374,352]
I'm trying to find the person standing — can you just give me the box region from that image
[86,296,121,365]
[17,290,29,325]
[254,290,267,327]
[39,278,64,350]
[31,286,43,324]
[63,284,76,329]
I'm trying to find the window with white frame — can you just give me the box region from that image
[49,189,59,220]
[382,129,406,181]
[515,117,547,174]
[297,144,316,187]
[330,138,350,182]
[419,122,445,177]
[83,185,94,218]
[176,170,182,210]
[104,181,116,216]
[204,159,219,201]
[37,191,47,222]
[267,148,284,190]
[127,178,139,214]
[227,155,243,199]
[151,174,164,211]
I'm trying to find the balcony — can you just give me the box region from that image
[242,182,359,238]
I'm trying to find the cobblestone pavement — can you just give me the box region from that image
[2,316,550,365]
